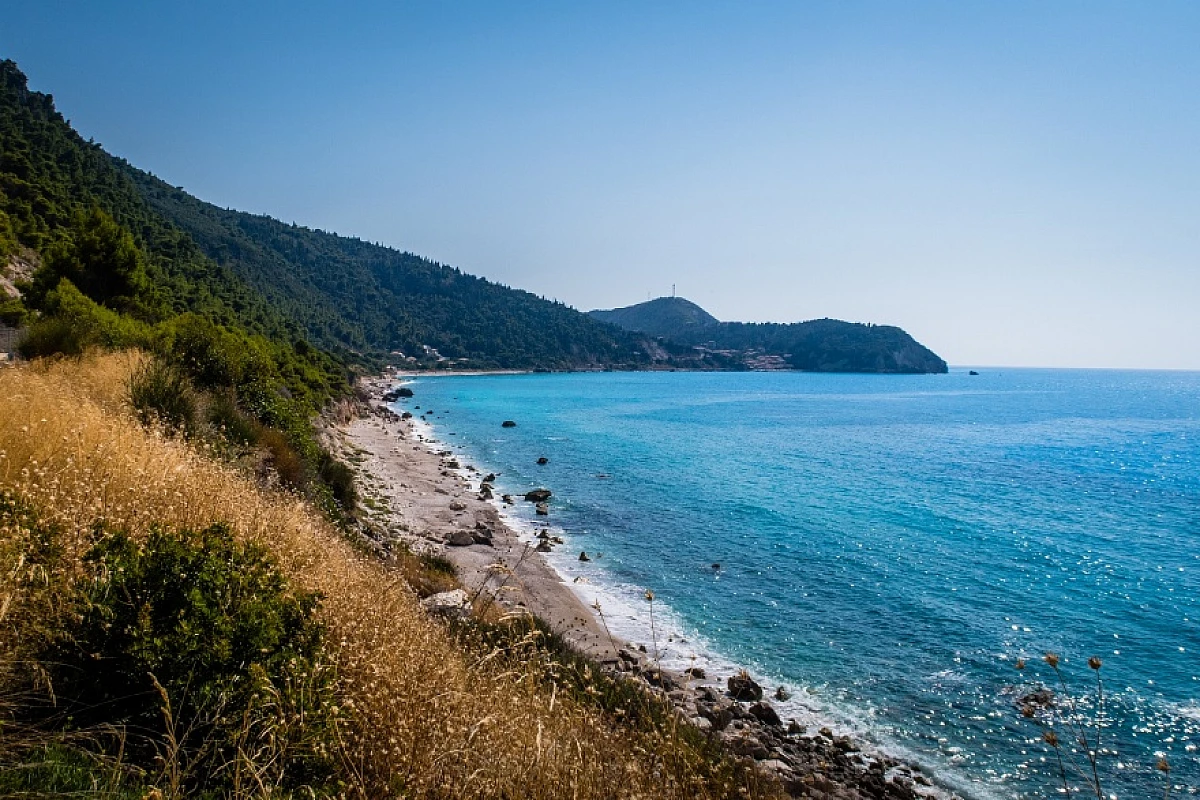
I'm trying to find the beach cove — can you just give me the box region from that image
[326,373,951,799]
[340,368,1200,799]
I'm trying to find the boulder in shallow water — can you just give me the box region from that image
[537,456,549,465]
[727,671,764,702]
[502,420,517,428]
[775,685,792,701]
[535,539,553,552]
[1017,688,1055,709]
[535,502,549,516]
[524,488,553,502]
[579,551,590,561]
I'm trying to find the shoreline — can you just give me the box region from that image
[328,374,955,800]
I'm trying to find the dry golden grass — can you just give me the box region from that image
[0,352,781,799]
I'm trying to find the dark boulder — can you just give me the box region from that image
[502,420,517,428]
[579,551,590,561]
[537,456,549,465]
[727,672,764,702]
[447,530,474,547]
[748,702,783,727]
[524,489,552,503]
[535,502,549,516]
[1017,688,1055,709]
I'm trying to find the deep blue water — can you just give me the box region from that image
[395,369,1199,798]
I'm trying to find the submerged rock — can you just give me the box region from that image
[1017,687,1055,709]
[537,456,549,465]
[501,420,517,428]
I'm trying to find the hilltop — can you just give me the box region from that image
[591,297,948,374]
[590,296,720,340]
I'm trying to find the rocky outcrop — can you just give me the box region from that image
[728,672,764,702]
[420,589,471,618]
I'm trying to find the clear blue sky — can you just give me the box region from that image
[5,1,1199,368]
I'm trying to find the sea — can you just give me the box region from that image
[389,368,1199,798]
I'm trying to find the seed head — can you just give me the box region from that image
[1044,652,1060,668]
[1088,656,1102,670]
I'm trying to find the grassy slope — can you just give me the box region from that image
[0,352,779,799]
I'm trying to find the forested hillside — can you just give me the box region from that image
[125,166,649,370]
[591,297,948,374]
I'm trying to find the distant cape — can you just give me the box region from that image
[589,297,948,374]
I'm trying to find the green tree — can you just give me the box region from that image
[27,207,153,314]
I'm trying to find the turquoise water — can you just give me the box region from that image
[395,369,1199,798]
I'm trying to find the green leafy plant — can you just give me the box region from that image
[44,523,340,795]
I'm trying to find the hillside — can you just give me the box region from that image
[590,296,719,340]
[591,297,948,374]
[122,165,649,370]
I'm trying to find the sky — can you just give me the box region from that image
[4,1,1199,368]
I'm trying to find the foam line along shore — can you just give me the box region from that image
[325,373,956,800]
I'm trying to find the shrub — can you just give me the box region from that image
[44,523,339,795]
[317,451,357,511]
[128,358,198,437]
[206,390,260,447]
[258,426,308,489]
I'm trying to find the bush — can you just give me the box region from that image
[206,390,260,447]
[44,523,339,795]
[128,358,197,436]
[317,451,357,511]
[258,426,308,489]
[18,279,153,357]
